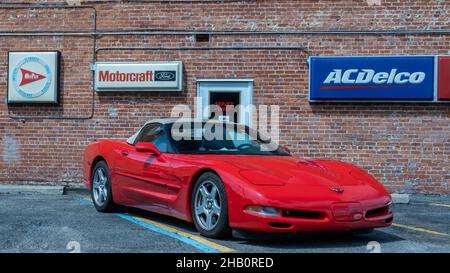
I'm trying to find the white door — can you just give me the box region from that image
[196,80,253,126]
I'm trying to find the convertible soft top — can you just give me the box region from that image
[126,118,241,145]
[126,118,179,144]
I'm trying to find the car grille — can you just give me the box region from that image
[282,209,324,219]
[365,205,390,218]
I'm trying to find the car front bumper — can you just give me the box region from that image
[228,189,393,233]
[230,210,393,233]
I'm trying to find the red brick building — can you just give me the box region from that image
[0,0,448,193]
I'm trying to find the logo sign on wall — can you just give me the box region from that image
[94,62,183,92]
[8,51,60,104]
[309,56,450,102]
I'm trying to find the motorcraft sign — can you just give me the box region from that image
[309,56,438,102]
[8,51,60,104]
[94,62,183,92]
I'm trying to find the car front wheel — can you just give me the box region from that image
[191,172,231,238]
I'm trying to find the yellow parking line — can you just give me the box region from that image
[129,214,235,253]
[392,223,449,237]
[430,203,450,208]
[78,194,235,252]
[79,194,90,201]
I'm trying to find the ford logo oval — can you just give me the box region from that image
[155,71,176,81]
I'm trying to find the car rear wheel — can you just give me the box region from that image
[191,172,231,238]
[91,161,116,212]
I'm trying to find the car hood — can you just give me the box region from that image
[204,155,387,191]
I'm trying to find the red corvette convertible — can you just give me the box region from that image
[83,118,393,238]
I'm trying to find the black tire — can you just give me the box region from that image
[91,160,117,212]
[191,172,231,238]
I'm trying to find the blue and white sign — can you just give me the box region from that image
[309,56,435,101]
[8,51,60,104]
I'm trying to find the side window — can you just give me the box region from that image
[136,124,169,153]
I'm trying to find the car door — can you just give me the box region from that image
[114,123,173,213]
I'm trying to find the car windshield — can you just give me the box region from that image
[169,121,290,156]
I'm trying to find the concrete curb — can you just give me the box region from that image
[391,193,410,204]
[0,185,65,195]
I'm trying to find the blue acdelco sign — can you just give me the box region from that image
[309,56,435,101]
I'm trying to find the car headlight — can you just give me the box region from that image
[245,205,281,216]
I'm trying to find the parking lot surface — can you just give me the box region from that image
[0,189,449,253]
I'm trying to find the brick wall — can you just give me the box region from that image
[0,0,448,193]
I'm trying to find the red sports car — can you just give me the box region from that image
[83,118,393,238]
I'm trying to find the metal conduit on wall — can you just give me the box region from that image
[1,29,450,37]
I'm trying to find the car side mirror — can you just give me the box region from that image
[281,145,290,153]
[135,142,161,156]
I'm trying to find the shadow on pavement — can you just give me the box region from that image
[119,205,404,249]
[120,206,199,233]
[231,229,404,250]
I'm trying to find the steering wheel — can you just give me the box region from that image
[236,143,253,150]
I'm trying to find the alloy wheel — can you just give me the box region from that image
[194,180,222,231]
[93,167,108,206]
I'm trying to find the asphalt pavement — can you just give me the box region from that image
[0,189,449,253]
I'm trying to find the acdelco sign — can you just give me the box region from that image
[323,69,426,85]
[309,56,435,101]
[94,62,183,92]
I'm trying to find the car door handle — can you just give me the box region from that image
[121,151,129,156]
